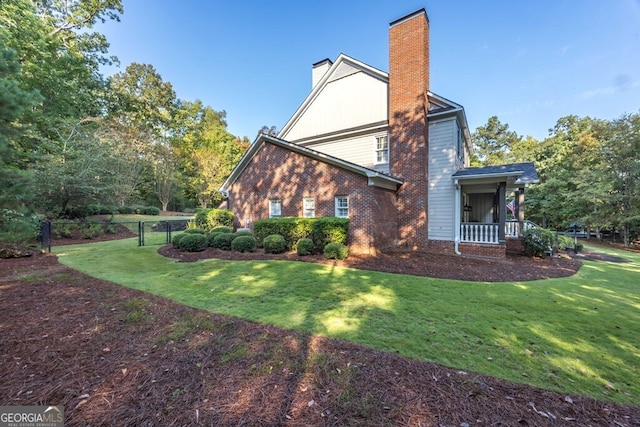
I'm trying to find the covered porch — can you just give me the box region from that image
[452,163,539,256]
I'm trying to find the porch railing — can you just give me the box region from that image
[461,220,538,244]
[460,223,499,244]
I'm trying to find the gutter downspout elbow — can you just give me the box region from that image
[454,179,462,255]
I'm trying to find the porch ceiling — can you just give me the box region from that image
[453,162,539,192]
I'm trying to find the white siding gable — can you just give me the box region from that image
[301,132,389,173]
[281,68,388,142]
[428,118,457,241]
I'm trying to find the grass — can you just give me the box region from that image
[54,239,640,405]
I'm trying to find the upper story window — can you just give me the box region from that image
[335,196,349,218]
[303,197,315,218]
[375,135,389,164]
[269,199,282,218]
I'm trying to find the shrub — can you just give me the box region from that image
[231,235,257,252]
[234,230,253,237]
[312,217,349,247]
[0,209,40,244]
[183,228,205,235]
[253,217,349,249]
[195,209,234,232]
[212,232,235,250]
[172,233,187,249]
[179,233,208,252]
[140,206,160,216]
[118,206,133,214]
[81,220,104,239]
[522,227,554,257]
[53,222,78,239]
[296,238,315,256]
[323,242,349,260]
[206,232,222,247]
[210,226,232,234]
[558,234,583,252]
[263,234,287,254]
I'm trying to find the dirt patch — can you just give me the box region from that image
[158,245,582,282]
[1,253,638,425]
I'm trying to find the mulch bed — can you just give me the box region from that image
[1,249,638,425]
[158,245,583,282]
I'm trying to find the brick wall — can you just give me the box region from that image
[227,141,398,253]
[458,242,507,259]
[388,10,430,250]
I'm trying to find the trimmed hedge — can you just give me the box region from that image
[172,233,187,249]
[210,226,233,234]
[212,232,235,250]
[263,234,287,254]
[253,217,349,249]
[296,238,315,256]
[323,242,349,260]
[184,228,205,235]
[179,233,208,252]
[231,235,257,252]
[195,209,234,232]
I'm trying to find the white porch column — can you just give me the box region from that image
[498,182,506,244]
[454,179,461,254]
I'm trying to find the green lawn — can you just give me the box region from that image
[54,240,640,405]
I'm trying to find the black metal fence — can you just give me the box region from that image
[40,219,189,252]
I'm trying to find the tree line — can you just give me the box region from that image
[472,114,640,247]
[1,0,250,219]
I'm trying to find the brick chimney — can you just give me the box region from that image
[388,8,430,249]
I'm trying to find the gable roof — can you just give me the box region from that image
[453,162,540,186]
[220,133,404,193]
[278,53,388,140]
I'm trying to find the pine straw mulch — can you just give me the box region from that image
[1,250,639,426]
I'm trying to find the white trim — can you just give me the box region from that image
[269,199,282,218]
[303,197,315,218]
[335,195,349,218]
[373,133,389,165]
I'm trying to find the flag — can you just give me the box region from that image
[506,200,516,218]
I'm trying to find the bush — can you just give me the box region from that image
[253,217,349,249]
[210,226,232,234]
[81,220,104,239]
[179,233,208,252]
[312,217,349,248]
[183,228,205,235]
[234,230,253,237]
[53,222,78,239]
[195,209,234,232]
[139,206,160,216]
[0,209,40,244]
[231,235,257,252]
[263,234,287,254]
[323,242,349,260]
[172,233,187,249]
[296,238,315,256]
[558,234,584,252]
[522,227,554,257]
[118,206,133,214]
[212,232,235,250]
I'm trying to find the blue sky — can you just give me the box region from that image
[96,0,640,141]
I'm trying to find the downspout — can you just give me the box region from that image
[454,179,462,255]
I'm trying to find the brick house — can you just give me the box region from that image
[220,8,538,257]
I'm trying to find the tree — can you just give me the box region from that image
[0,47,43,209]
[152,143,178,211]
[471,116,522,166]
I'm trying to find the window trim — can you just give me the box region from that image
[335,195,349,218]
[269,199,282,218]
[374,134,389,165]
[303,197,315,218]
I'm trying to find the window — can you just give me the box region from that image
[335,196,349,218]
[303,197,315,218]
[375,135,389,164]
[269,199,282,218]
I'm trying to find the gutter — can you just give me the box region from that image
[454,179,462,255]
